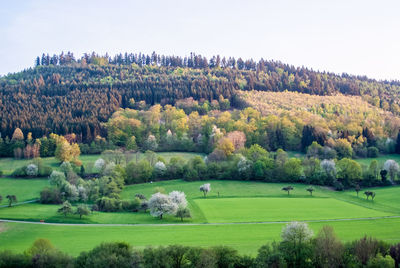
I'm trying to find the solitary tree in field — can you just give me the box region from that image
[199,183,211,198]
[0,195,2,204]
[306,187,314,196]
[282,186,294,195]
[58,201,73,217]
[148,192,177,219]
[176,206,191,222]
[75,204,90,219]
[6,195,17,207]
[355,185,361,197]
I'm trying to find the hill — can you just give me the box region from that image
[1,52,400,141]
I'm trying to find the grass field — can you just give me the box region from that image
[1,218,399,256]
[0,177,49,202]
[0,152,205,176]
[0,178,399,255]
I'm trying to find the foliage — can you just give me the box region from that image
[199,183,211,197]
[58,201,73,217]
[6,195,17,207]
[148,192,178,219]
[281,186,293,195]
[76,242,141,268]
[75,204,90,219]
[40,187,62,204]
[26,164,38,177]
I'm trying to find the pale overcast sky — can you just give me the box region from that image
[1,0,399,80]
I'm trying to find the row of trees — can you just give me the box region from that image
[1,223,399,267]
[106,103,400,156]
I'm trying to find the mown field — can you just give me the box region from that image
[0,178,399,255]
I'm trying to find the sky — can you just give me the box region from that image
[1,0,399,80]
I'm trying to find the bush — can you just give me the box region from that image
[76,242,141,268]
[121,198,141,212]
[11,166,27,177]
[367,147,379,158]
[40,187,63,204]
[26,164,38,177]
[96,197,122,212]
[38,165,53,177]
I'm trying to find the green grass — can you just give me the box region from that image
[0,152,204,176]
[195,197,393,223]
[354,154,400,166]
[0,179,400,255]
[1,218,400,256]
[0,177,49,202]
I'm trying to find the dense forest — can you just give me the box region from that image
[1,51,400,142]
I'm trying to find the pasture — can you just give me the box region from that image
[0,179,399,255]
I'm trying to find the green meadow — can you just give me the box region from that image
[0,178,399,255]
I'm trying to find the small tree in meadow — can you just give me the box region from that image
[148,192,177,219]
[58,201,73,217]
[282,186,294,195]
[26,164,39,177]
[75,204,90,219]
[306,187,314,196]
[355,185,361,197]
[6,195,17,207]
[199,183,211,198]
[176,206,191,222]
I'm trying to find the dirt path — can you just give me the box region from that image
[1,215,399,227]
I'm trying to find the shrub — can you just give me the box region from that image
[40,187,62,204]
[96,197,122,212]
[367,147,379,158]
[93,158,106,173]
[76,242,141,268]
[38,165,53,177]
[121,198,141,212]
[11,166,27,177]
[26,164,38,177]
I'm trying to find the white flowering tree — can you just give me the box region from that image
[154,161,167,177]
[26,164,38,177]
[49,171,66,187]
[237,155,252,179]
[148,192,178,219]
[168,191,188,208]
[281,221,313,244]
[199,183,211,198]
[383,159,399,182]
[94,158,106,173]
[320,159,336,179]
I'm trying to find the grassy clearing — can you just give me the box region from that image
[0,177,49,202]
[195,197,393,223]
[0,203,195,224]
[0,218,399,256]
[121,180,329,200]
[0,152,204,176]
[0,179,399,255]
[355,154,400,166]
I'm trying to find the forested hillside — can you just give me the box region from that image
[1,51,400,141]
